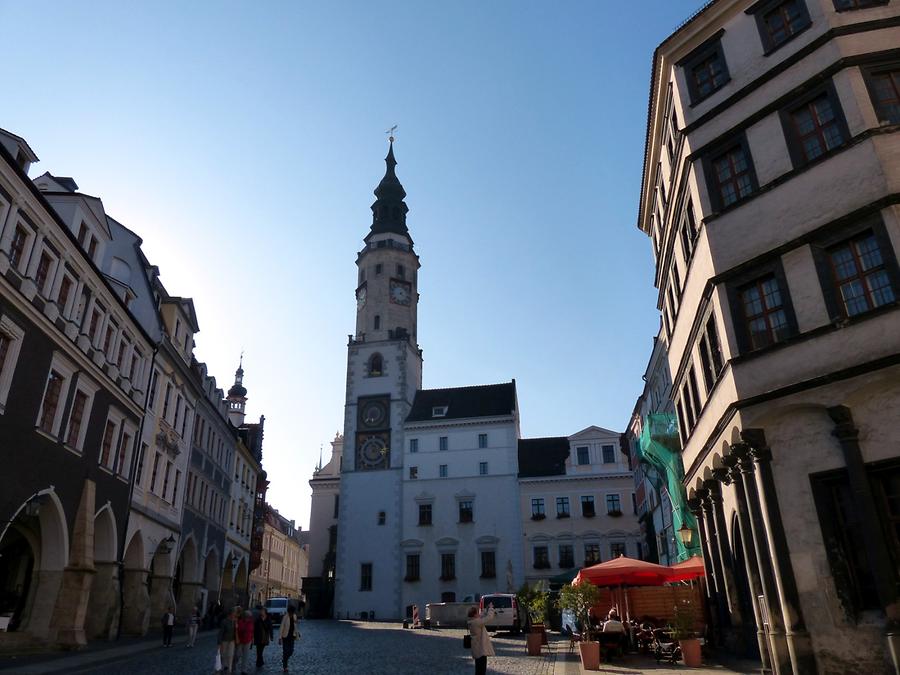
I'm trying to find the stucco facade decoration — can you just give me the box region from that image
[518,426,640,589]
[637,2,900,672]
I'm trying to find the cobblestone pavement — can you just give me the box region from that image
[56,621,557,675]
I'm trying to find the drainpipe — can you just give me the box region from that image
[115,344,159,641]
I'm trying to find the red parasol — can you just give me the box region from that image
[573,555,673,587]
[666,555,706,582]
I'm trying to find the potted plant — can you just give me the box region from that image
[671,601,702,667]
[557,582,601,670]
[517,583,549,655]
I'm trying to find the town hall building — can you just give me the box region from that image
[326,141,634,621]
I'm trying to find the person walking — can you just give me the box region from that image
[161,606,175,647]
[254,607,273,667]
[233,608,254,675]
[217,607,238,674]
[278,605,300,673]
[467,604,495,675]
[187,605,200,647]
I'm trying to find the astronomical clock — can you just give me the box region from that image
[356,395,391,470]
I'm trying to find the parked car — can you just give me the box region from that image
[264,597,291,625]
[479,593,521,633]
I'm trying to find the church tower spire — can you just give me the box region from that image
[226,354,247,427]
[369,139,410,239]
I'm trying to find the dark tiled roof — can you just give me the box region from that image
[406,381,516,423]
[518,437,569,478]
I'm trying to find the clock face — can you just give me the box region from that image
[361,400,387,428]
[390,279,411,306]
[357,433,390,470]
[357,285,367,310]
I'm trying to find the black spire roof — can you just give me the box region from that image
[228,357,247,398]
[369,140,410,238]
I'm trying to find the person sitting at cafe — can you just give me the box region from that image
[602,610,626,633]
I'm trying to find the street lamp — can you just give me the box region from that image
[676,523,694,548]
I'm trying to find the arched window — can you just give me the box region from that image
[369,353,383,376]
[374,315,381,330]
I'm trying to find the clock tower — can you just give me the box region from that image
[335,140,423,619]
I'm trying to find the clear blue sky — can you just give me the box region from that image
[2,1,703,528]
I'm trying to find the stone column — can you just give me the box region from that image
[707,475,743,625]
[742,429,817,674]
[724,451,772,673]
[827,407,900,671]
[50,479,96,648]
[85,561,120,640]
[688,497,720,647]
[735,443,791,674]
[149,570,175,623]
[699,487,732,631]
[176,582,204,619]
[122,566,150,635]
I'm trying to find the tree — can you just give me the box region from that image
[557,582,601,641]
[517,582,549,625]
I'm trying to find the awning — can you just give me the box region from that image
[573,555,672,587]
[666,555,706,582]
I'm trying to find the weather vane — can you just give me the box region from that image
[386,124,398,143]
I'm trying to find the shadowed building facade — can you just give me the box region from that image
[639,1,900,671]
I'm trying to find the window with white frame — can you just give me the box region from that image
[7,222,34,274]
[36,355,76,437]
[114,425,134,477]
[33,247,57,297]
[478,433,487,448]
[98,417,119,470]
[0,316,25,413]
[64,377,99,452]
[55,272,76,318]
[479,461,488,475]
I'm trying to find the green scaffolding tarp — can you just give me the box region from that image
[637,413,700,562]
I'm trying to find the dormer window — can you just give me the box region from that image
[77,222,89,246]
[432,406,448,418]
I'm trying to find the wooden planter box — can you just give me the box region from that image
[526,632,542,656]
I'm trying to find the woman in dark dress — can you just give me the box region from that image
[254,607,274,667]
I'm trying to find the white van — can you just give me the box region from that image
[479,593,521,633]
[264,597,290,625]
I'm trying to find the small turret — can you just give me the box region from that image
[226,355,247,426]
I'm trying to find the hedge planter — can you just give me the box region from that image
[526,632,543,656]
[679,638,702,667]
[579,641,601,670]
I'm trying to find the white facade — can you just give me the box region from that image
[306,433,342,579]
[400,407,524,617]
[519,426,640,588]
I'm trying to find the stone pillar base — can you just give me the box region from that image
[51,565,96,648]
[122,567,150,636]
[176,582,204,619]
[86,562,119,640]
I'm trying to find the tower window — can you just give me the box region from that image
[369,353,383,376]
[374,315,381,330]
[375,264,383,275]
[397,264,405,279]
[377,511,386,525]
